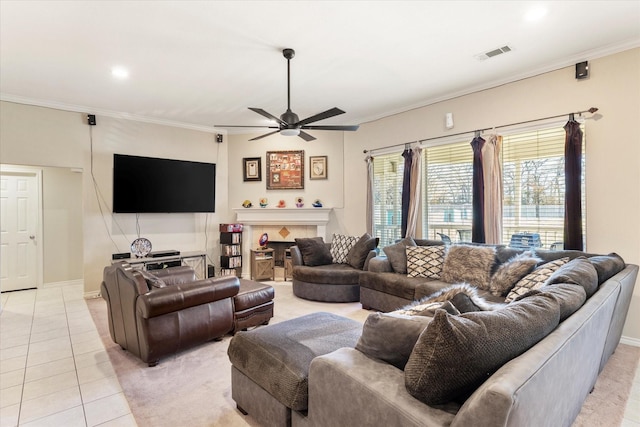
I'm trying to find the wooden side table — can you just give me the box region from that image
[250,249,275,281]
[284,249,293,281]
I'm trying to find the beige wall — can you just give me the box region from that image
[343,48,640,342]
[228,130,348,238]
[1,102,230,295]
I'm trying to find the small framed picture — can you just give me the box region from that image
[309,156,327,180]
[243,157,261,182]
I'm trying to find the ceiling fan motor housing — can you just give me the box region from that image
[280,109,299,127]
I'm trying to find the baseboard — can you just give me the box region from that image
[43,279,83,288]
[620,335,640,347]
[84,290,101,299]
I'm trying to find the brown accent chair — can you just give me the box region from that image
[101,262,239,366]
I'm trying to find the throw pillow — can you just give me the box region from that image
[330,234,359,264]
[440,244,497,290]
[294,237,333,266]
[489,251,541,297]
[546,257,598,298]
[587,253,625,284]
[504,257,569,303]
[404,293,561,405]
[406,245,445,279]
[383,237,416,274]
[539,283,587,322]
[346,233,379,270]
[356,312,433,370]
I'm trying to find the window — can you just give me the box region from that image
[372,152,405,250]
[423,141,473,243]
[421,123,585,248]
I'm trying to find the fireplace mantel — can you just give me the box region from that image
[233,207,332,227]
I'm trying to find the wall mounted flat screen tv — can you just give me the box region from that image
[113,154,216,213]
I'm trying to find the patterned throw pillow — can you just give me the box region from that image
[407,246,445,279]
[330,234,359,264]
[505,257,570,302]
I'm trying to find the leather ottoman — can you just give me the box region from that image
[233,279,275,333]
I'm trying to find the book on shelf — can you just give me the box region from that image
[219,268,237,277]
[223,245,241,256]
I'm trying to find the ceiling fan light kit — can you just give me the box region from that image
[216,48,359,141]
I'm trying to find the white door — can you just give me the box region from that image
[1,171,39,291]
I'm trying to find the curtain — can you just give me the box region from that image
[471,136,486,243]
[406,147,423,238]
[482,134,503,244]
[401,148,413,237]
[365,154,374,235]
[564,119,583,250]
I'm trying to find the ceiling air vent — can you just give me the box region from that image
[475,45,513,61]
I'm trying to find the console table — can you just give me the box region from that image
[113,251,207,280]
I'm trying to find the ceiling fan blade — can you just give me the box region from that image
[296,107,345,127]
[298,131,316,142]
[249,107,287,126]
[249,130,280,141]
[301,125,360,131]
[215,125,278,129]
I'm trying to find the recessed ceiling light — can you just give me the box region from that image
[524,6,548,22]
[111,66,129,79]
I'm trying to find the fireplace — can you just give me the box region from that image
[233,207,332,278]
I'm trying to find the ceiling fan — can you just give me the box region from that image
[217,48,359,141]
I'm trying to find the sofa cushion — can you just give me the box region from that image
[356,312,433,370]
[346,233,378,270]
[330,234,359,264]
[441,244,496,290]
[546,257,598,297]
[407,245,445,279]
[521,283,587,322]
[295,237,333,266]
[404,293,560,405]
[588,253,625,284]
[489,251,541,296]
[505,257,569,303]
[383,237,416,274]
[359,271,426,300]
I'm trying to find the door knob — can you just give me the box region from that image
[29,235,35,240]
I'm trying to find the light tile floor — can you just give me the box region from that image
[1,282,639,427]
[1,284,136,427]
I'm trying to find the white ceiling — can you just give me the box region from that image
[1,1,639,134]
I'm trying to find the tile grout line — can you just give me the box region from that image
[66,287,90,427]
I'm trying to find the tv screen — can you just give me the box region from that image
[113,154,216,213]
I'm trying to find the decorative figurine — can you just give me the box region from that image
[277,199,286,208]
[259,198,268,208]
[295,197,304,208]
[312,199,323,207]
[242,200,253,208]
[259,233,269,249]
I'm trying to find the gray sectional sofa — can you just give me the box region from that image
[229,239,637,427]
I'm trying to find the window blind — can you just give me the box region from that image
[372,152,405,250]
[422,141,474,243]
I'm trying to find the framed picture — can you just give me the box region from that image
[309,156,328,180]
[243,157,262,182]
[266,150,304,190]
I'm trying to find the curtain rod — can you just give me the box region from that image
[363,107,599,154]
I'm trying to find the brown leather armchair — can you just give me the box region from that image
[101,262,239,366]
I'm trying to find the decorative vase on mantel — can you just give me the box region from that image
[295,197,304,208]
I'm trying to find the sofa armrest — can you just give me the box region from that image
[307,348,458,426]
[137,276,240,319]
[367,256,393,273]
[290,245,304,266]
